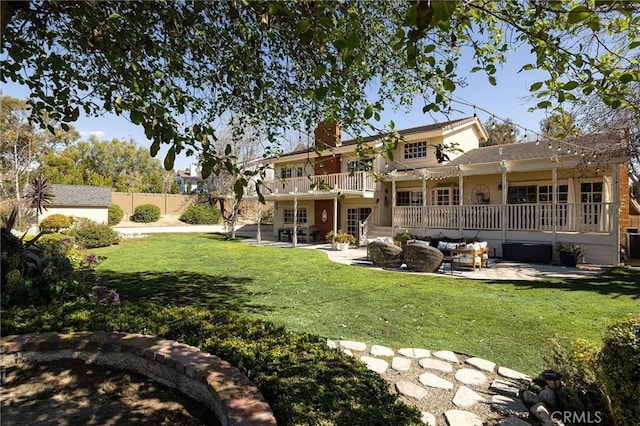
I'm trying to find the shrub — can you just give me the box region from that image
[72,218,120,248]
[40,214,72,231]
[1,303,422,425]
[108,204,124,225]
[599,314,640,426]
[179,203,221,224]
[546,338,611,423]
[132,204,161,223]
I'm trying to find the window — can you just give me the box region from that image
[347,158,373,172]
[538,185,569,203]
[429,187,459,206]
[397,190,423,206]
[404,141,428,159]
[280,166,304,179]
[507,186,537,204]
[580,182,603,203]
[284,208,307,224]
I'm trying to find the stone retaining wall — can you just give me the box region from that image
[0,332,276,426]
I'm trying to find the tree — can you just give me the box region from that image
[39,137,176,193]
[2,1,639,198]
[540,111,582,139]
[198,123,265,239]
[0,96,79,201]
[481,118,519,147]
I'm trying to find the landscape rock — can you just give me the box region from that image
[360,356,388,373]
[370,344,394,357]
[497,417,533,425]
[391,357,412,371]
[465,357,496,372]
[419,358,454,372]
[418,372,454,390]
[444,409,483,426]
[367,241,403,268]
[521,390,539,407]
[497,366,532,382]
[395,381,427,400]
[421,411,436,426]
[491,394,529,417]
[490,379,523,397]
[433,350,459,363]
[398,348,431,358]
[403,243,444,272]
[530,402,555,426]
[455,368,488,386]
[452,385,486,408]
[339,340,367,351]
[538,386,558,409]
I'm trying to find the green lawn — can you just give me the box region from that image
[92,233,639,375]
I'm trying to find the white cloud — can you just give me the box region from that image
[79,130,105,138]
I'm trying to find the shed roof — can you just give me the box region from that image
[50,184,112,207]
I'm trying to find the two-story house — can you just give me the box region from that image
[261,117,632,266]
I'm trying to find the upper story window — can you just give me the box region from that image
[347,158,373,172]
[404,141,428,160]
[281,166,305,179]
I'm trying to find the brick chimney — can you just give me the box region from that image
[314,121,341,148]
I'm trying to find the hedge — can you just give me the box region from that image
[1,303,421,425]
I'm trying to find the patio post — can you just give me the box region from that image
[422,171,427,235]
[256,202,262,243]
[293,188,298,247]
[391,177,396,236]
[552,167,557,243]
[612,164,621,265]
[501,164,507,242]
[333,190,338,237]
[458,171,464,235]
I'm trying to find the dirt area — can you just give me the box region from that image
[0,360,219,425]
[113,215,187,228]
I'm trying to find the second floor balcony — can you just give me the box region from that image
[261,171,375,199]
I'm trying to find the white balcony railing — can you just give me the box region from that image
[262,171,375,196]
[393,203,615,234]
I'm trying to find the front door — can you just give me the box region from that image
[347,207,372,243]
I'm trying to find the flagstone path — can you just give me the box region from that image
[327,339,538,426]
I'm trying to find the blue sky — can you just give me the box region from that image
[3,49,550,171]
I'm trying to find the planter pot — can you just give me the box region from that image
[336,242,350,251]
[559,252,578,267]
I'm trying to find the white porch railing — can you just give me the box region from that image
[393,203,615,234]
[262,171,375,195]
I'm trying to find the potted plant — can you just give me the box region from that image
[555,242,584,267]
[326,230,356,251]
[394,229,412,249]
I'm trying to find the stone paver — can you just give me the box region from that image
[391,357,412,371]
[452,385,486,408]
[465,357,496,372]
[455,368,488,386]
[360,356,388,374]
[432,350,459,363]
[395,381,427,400]
[490,379,524,397]
[444,410,483,426]
[497,417,533,425]
[398,347,431,358]
[320,338,546,426]
[370,344,394,357]
[421,411,437,426]
[419,357,454,372]
[340,340,367,351]
[491,394,529,417]
[497,366,532,382]
[418,372,455,390]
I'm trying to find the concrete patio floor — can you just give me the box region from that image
[238,235,608,281]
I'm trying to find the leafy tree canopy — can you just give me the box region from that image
[2,1,639,196]
[481,118,519,146]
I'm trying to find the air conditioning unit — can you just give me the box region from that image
[626,228,640,259]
